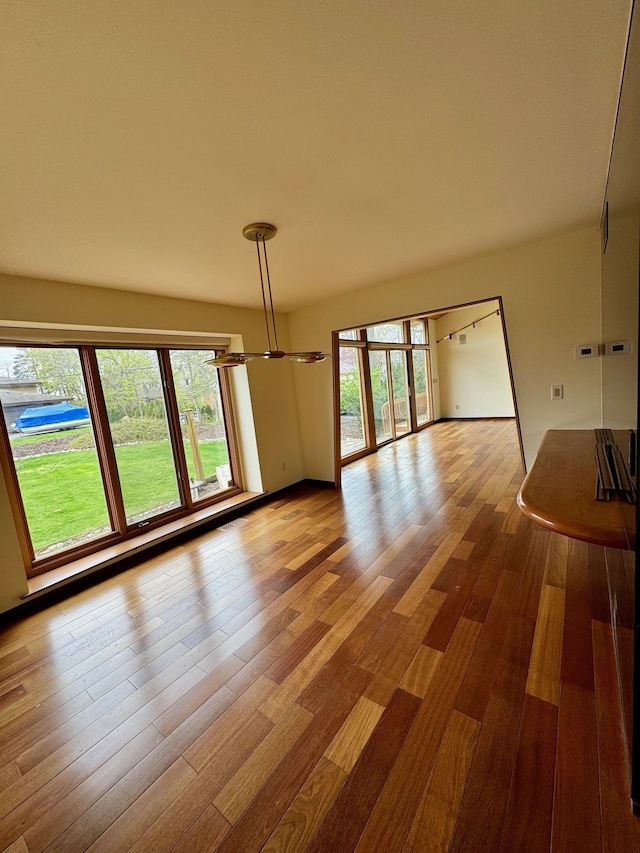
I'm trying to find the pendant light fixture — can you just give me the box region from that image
[207,223,330,368]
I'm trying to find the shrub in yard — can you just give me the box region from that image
[69,417,169,449]
[68,433,96,450]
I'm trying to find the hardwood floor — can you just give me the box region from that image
[0,418,637,852]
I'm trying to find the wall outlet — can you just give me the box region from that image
[551,385,563,400]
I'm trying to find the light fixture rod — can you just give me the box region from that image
[261,235,279,352]
[219,222,329,366]
[256,238,273,352]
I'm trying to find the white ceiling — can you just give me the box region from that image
[0,1,633,311]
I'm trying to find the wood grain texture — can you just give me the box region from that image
[500,694,558,851]
[404,710,480,853]
[1,838,29,853]
[183,676,276,772]
[324,695,385,773]
[399,643,443,698]
[306,688,421,853]
[448,615,535,853]
[170,804,230,853]
[525,583,565,705]
[353,617,482,853]
[562,537,596,692]
[214,666,372,853]
[517,429,635,549]
[0,419,633,853]
[592,620,640,851]
[543,531,569,588]
[127,711,273,853]
[214,701,313,822]
[552,682,602,853]
[262,757,346,853]
[84,756,196,853]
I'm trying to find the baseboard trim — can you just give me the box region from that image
[437,416,516,422]
[303,478,338,489]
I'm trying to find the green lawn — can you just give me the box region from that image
[16,440,230,554]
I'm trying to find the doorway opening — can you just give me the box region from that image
[333,297,523,484]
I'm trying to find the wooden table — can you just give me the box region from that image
[517,429,636,549]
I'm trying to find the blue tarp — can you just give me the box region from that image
[15,402,91,429]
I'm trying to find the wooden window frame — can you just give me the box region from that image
[337,342,372,464]
[407,346,435,432]
[0,343,242,578]
[335,315,436,468]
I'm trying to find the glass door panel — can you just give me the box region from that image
[0,346,113,559]
[96,349,182,526]
[390,350,410,436]
[339,346,367,458]
[169,350,234,501]
[412,350,432,425]
[369,350,393,443]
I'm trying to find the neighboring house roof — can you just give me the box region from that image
[0,388,72,407]
[0,379,39,390]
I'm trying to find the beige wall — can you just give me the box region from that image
[0,273,305,613]
[435,301,515,419]
[289,226,603,480]
[0,472,28,611]
[600,1,639,430]
[427,318,441,421]
[601,210,639,428]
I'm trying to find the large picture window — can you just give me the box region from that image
[0,344,240,576]
[97,349,183,526]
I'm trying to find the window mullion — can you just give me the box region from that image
[386,350,396,440]
[406,347,418,433]
[359,344,376,451]
[217,361,242,491]
[157,349,192,510]
[0,416,35,567]
[80,347,128,535]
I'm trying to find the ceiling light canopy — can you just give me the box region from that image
[207,224,330,368]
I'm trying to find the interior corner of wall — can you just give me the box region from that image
[227,336,263,493]
[0,486,29,615]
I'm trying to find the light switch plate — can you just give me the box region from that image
[605,340,632,355]
[574,343,599,358]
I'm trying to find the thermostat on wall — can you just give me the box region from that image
[574,343,599,359]
[605,340,632,355]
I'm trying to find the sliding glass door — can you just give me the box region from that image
[390,350,410,436]
[338,345,368,458]
[411,349,432,427]
[337,316,434,462]
[369,350,393,444]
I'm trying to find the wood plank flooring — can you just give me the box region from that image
[0,418,638,852]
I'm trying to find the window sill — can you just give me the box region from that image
[23,490,265,599]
